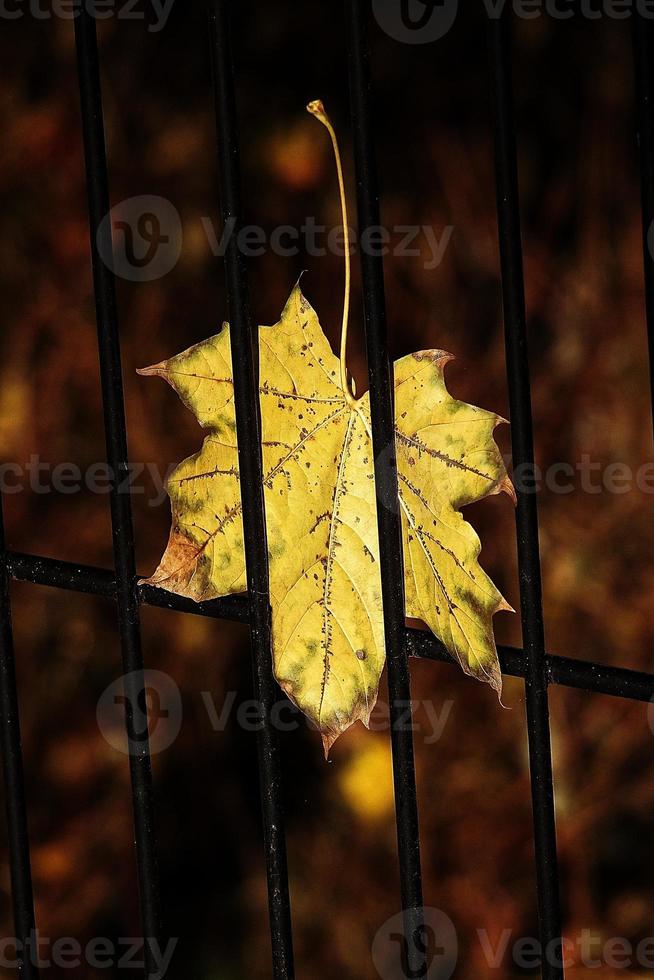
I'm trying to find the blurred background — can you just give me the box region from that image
[1,2,654,977]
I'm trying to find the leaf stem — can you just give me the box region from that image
[307,100,356,407]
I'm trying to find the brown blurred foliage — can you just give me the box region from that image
[1,3,654,979]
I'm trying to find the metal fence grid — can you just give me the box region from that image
[1,3,654,979]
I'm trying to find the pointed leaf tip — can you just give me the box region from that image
[496,596,516,615]
[500,474,517,505]
[136,362,167,378]
[411,349,455,368]
[322,731,338,760]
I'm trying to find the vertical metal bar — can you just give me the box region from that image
[488,12,564,980]
[73,14,161,976]
[206,2,295,977]
[633,12,654,431]
[0,502,38,979]
[344,1,426,974]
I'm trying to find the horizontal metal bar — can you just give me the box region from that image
[409,631,654,702]
[5,552,250,622]
[7,551,654,705]
[546,655,654,703]
[5,552,242,623]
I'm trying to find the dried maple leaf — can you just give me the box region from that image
[139,102,514,754]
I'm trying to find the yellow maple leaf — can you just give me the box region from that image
[138,101,514,755]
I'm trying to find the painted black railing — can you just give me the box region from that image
[1,3,653,979]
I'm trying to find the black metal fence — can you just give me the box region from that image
[1,3,654,980]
